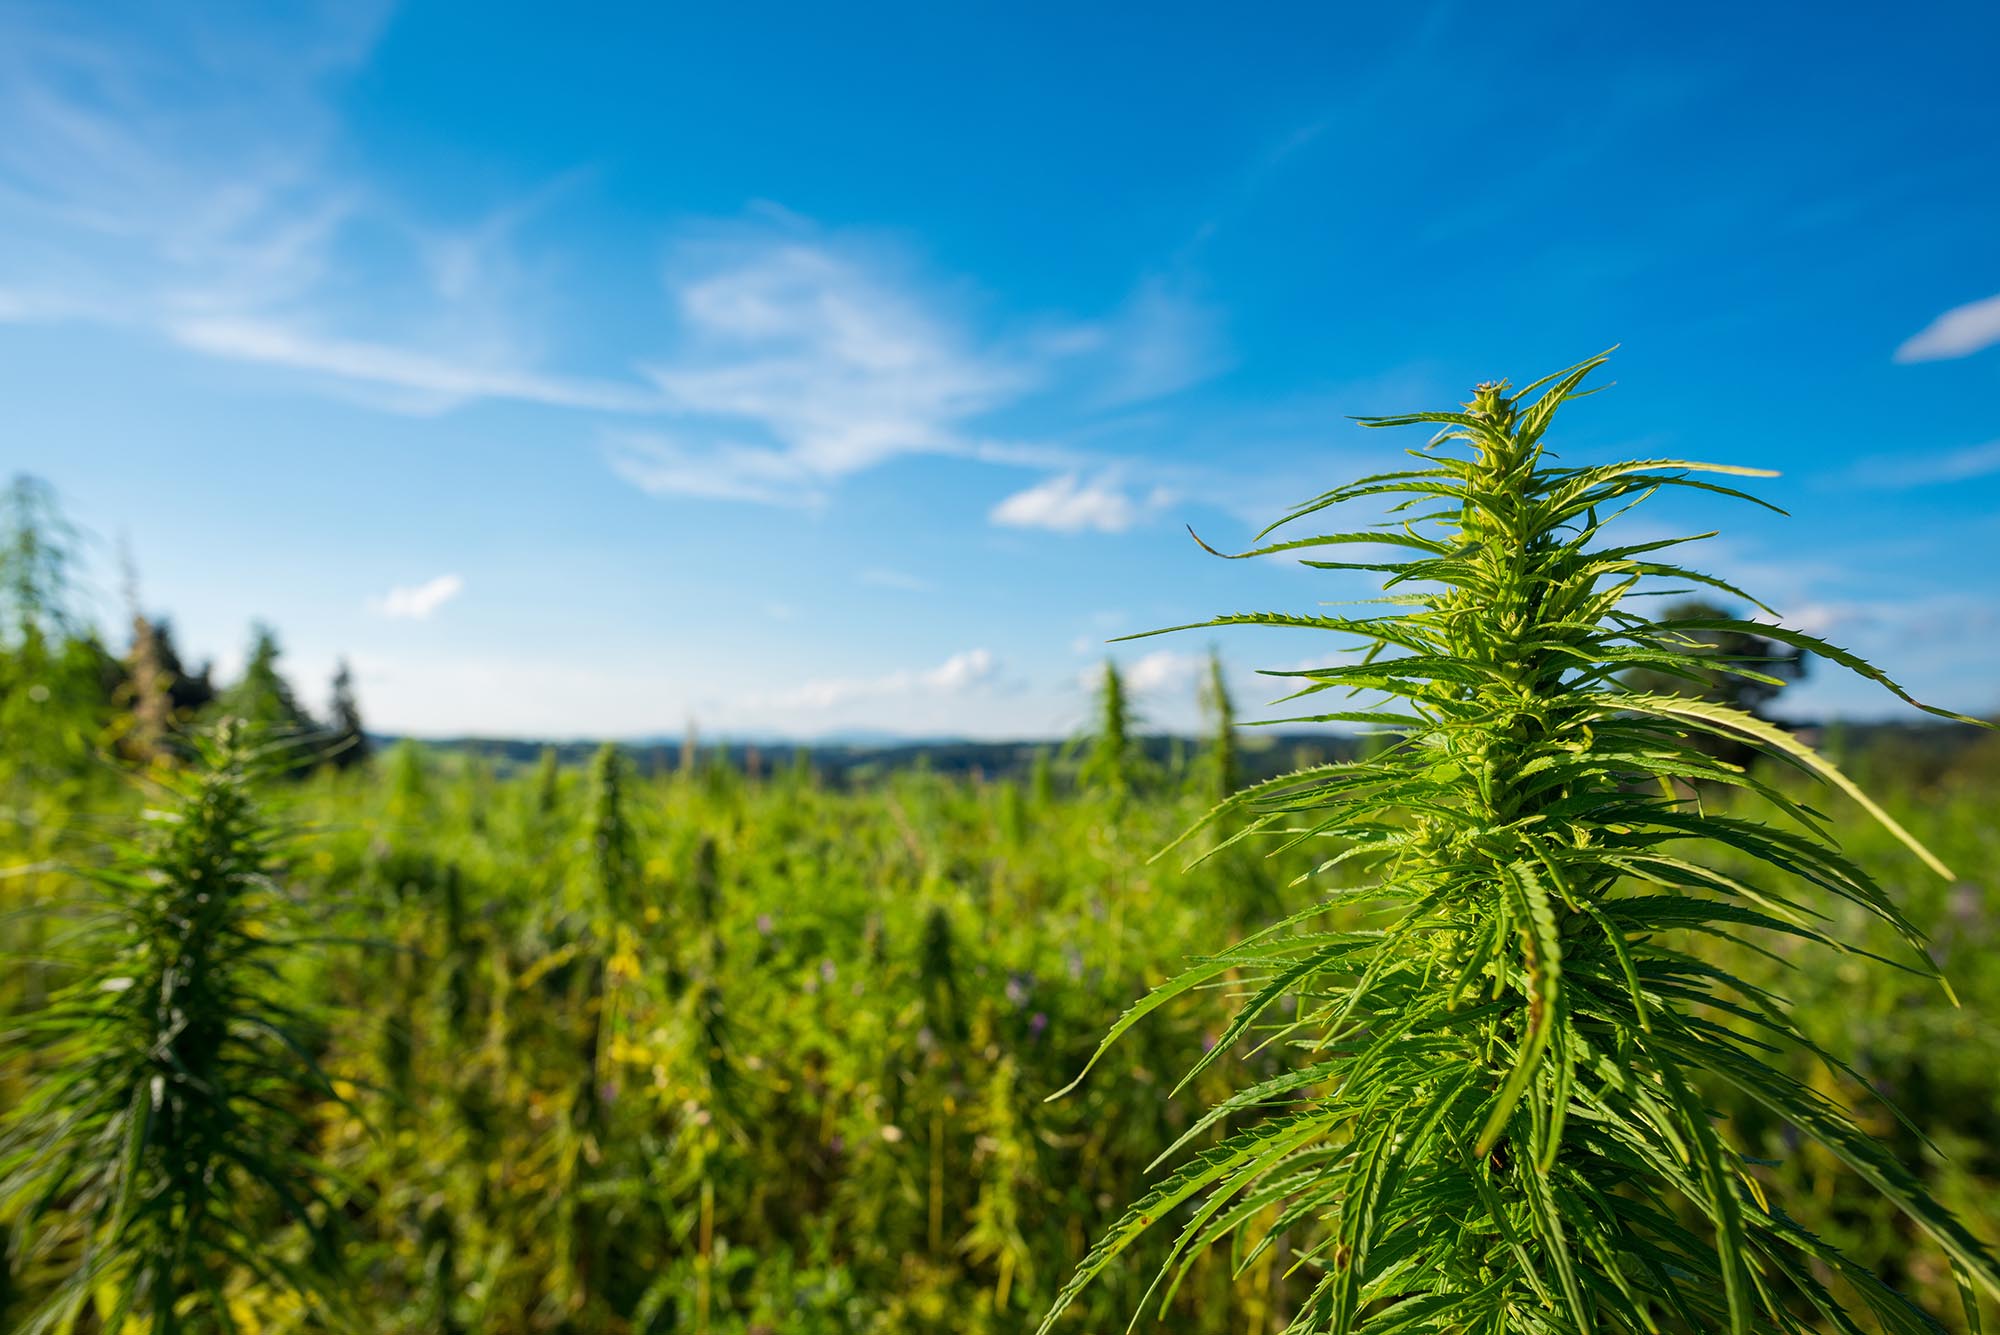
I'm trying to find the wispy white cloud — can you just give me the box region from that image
[0,5,663,416]
[1804,596,1999,639]
[609,226,1219,508]
[1895,291,2000,363]
[343,645,1046,739]
[0,5,379,293]
[605,431,821,506]
[621,233,1040,504]
[990,472,1171,534]
[0,5,1212,516]
[367,573,464,621]
[1124,648,1207,694]
[1075,650,1321,722]
[859,567,936,592]
[172,316,658,413]
[755,648,998,712]
[1849,438,2000,488]
[1080,275,1230,405]
[0,7,370,319]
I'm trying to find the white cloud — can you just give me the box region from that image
[990,473,1170,534]
[606,431,820,506]
[1086,275,1230,405]
[0,6,380,299]
[338,650,691,738]
[859,567,936,592]
[757,648,998,712]
[1074,649,1207,697]
[1769,594,2000,645]
[367,574,464,621]
[338,645,1059,739]
[0,6,1205,511]
[606,228,1212,509]
[172,317,657,413]
[0,4,671,417]
[1850,438,2000,488]
[1895,291,2000,363]
[1125,648,1207,694]
[1774,602,1852,637]
[926,648,997,690]
[625,235,1038,504]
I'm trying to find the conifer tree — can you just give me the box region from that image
[150,619,215,718]
[216,623,315,739]
[326,658,370,770]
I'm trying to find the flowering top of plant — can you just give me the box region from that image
[1043,353,1999,1335]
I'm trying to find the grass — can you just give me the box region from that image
[0,728,1995,1330]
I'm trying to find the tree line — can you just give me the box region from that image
[0,474,368,785]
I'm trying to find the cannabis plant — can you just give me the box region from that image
[1044,354,2000,1334]
[0,722,345,1332]
[1084,660,1150,802]
[1201,648,1239,805]
[584,741,639,924]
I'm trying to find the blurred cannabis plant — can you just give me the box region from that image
[1044,353,2000,1334]
[0,722,345,1332]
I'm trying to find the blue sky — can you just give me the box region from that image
[2,1,1997,739]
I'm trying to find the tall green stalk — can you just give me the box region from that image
[1084,660,1138,801]
[584,742,638,925]
[0,723,344,1332]
[1044,354,2000,1334]
[1201,648,1238,805]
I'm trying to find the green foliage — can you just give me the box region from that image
[0,412,1996,1334]
[0,475,114,782]
[0,475,77,646]
[386,737,430,822]
[1,720,1995,1332]
[0,723,344,1332]
[1045,355,2000,1334]
[214,624,318,776]
[1624,597,1809,771]
[1030,745,1056,806]
[1623,596,1809,714]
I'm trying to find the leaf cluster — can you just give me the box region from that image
[0,724,346,1333]
[1045,355,2000,1335]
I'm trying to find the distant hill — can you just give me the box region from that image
[372,717,1996,788]
[367,729,1372,785]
